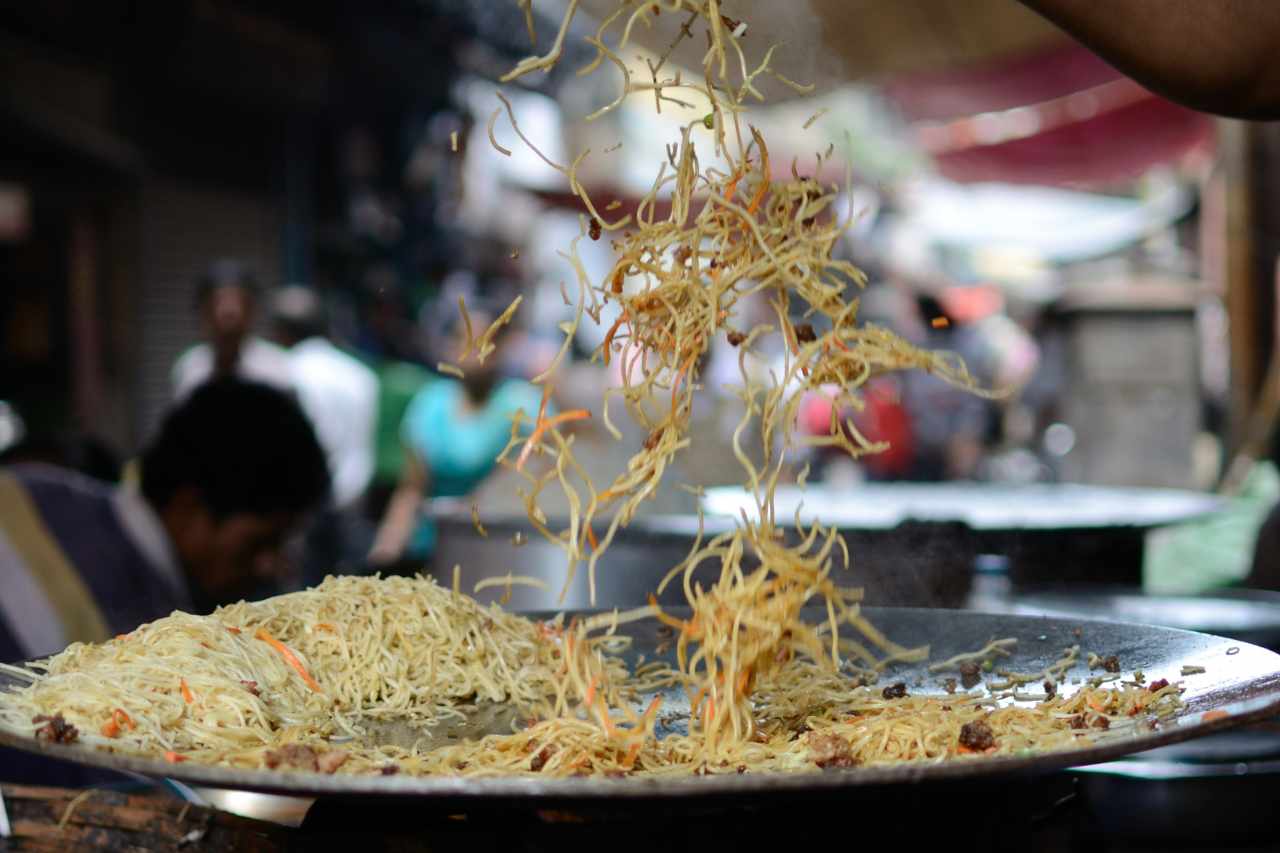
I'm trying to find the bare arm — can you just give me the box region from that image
[369,448,429,565]
[1017,0,1280,118]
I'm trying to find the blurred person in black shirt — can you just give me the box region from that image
[0,379,329,665]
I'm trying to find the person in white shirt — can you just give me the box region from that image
[270,286,379,583]
[171,260,294,400]
[270,286,378,508]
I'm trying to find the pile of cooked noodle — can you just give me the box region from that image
[0,1,1189,778]
[0,575,1182,776]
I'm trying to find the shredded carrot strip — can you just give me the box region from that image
[164,751,186,763]
[722,167,746,203]
[669,353,696,417]
[255,628,323,693]
[601,311,630,366]
[225,627,241,635]
[180,679,194,705]
[1203,709,1230,722]
[114,708,135,730]
[585,525,599,553]
[101,719,120,738]
[584,676,598,708]
[536,383,551,423]
[315,623,337,633]
[516,409,592,471]
[744,131,770,215]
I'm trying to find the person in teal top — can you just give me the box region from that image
[368,306,543,567]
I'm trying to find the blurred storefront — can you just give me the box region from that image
[0,0,578,457]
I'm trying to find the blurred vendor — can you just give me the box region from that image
[271,286,379,584]
[0,379,330,663]
[901,295,994,481]
[171,259,294,399]
[369,302,542,568]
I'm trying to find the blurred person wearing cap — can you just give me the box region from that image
[270,285,379,584]
[171,259,294,399]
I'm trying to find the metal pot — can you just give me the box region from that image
[428,503,978,609]
[1023,587,1280,847]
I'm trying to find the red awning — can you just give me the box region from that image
[881,43,1215,187]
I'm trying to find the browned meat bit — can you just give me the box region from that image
[726,330,746,347]
[1148,678,1170,693]
[808,733,858,769]
[588,218,602,241]
[1091,715,1110,730]
[265,743,318,771]
[1043,680,1056,698]
[720,14,742,32]
[737,764,747,774]
[380,764,400,776]
[958,720,996,751]
[940,705,952,712]
[1068,714,1087,730]
[317,750,349,775]
[794,323,817,344]
[673,245,692,265]
[611,269,625,294]
[881,682,908,700]
[959,662,982,689]
[643,427,665,451]
[1102,655,1120,673]
[240,680,260,696]
[530,745,555,772]
[942,678,957,695]
[32,713,78,744]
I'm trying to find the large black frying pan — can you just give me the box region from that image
[2,607,1279,804]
